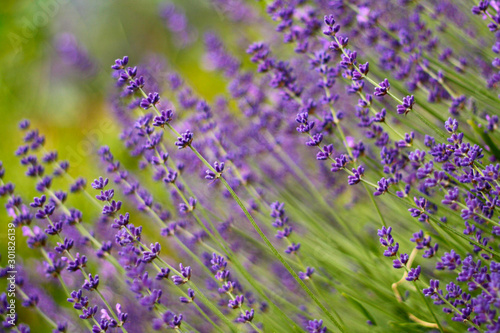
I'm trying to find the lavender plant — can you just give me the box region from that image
[4,0,500,332]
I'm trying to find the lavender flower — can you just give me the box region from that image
[396,95,415,115]
[175,130,194,149]
[171,264,191,285]
[374,79,390,96]
[406,266,421,281]
[205,161,225,180]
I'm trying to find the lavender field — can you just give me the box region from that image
[2,0,500,332]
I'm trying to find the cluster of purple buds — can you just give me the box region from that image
[153,311,183,330]
[410,230,439,259]
[175,130,194,149]
[205,161,225,181]
[374,79,390,97]
[396,95,415,115]
[347,166,364,185]
[171,263,192,285]
[296,112,315,133]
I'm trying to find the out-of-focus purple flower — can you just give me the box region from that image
[159,4,196,47]
[55,33,97,76]
[236,309,254,323]
[299,267,315,280]
[306,319,327,333]
[179,288,195,303]
[228,295,244,309]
